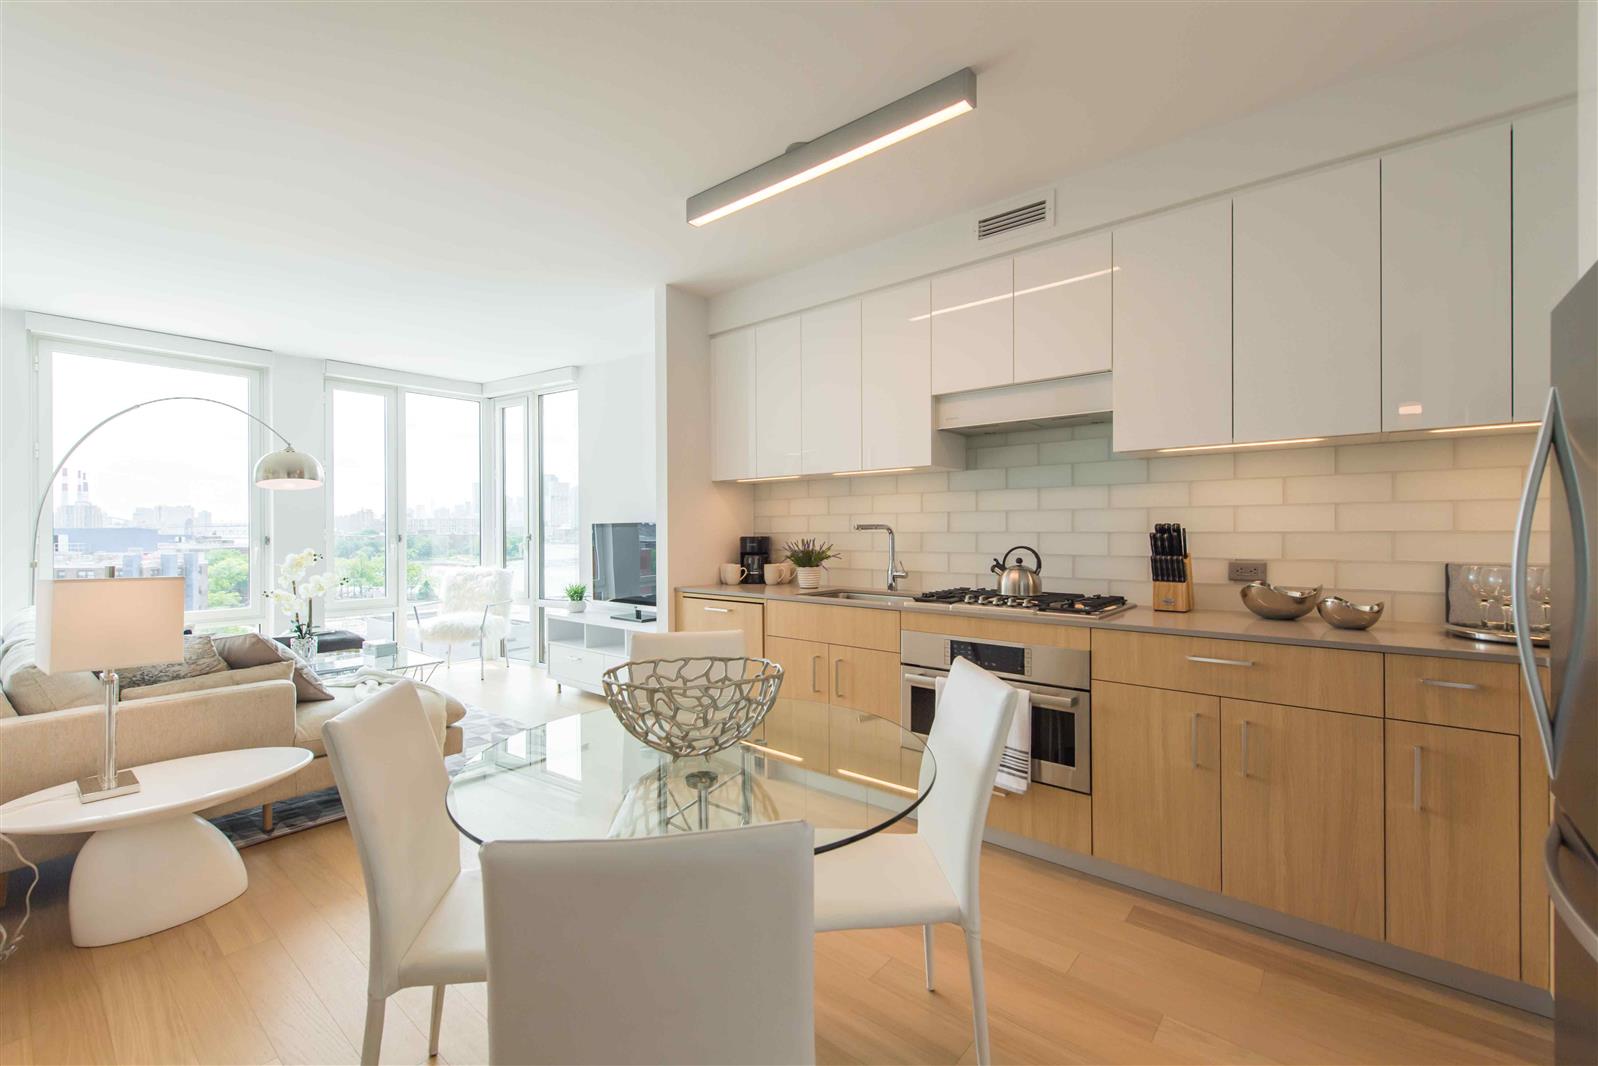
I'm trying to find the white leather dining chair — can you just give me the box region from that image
[811,656,1017,1065]
[481,821,816,1065]
[628,628,746,662]
[322,681,487,1066]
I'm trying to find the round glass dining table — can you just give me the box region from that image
[447,701,935,854]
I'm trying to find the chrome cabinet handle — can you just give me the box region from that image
[811,655,821,692]
[1190,713,1199,768]
[702,606,731,614]
[834,659,843,699]
[1240,721,1251,777]
[1545,823,1598,962]
[1420,678,1481,691]
[1187,655,1254,668]
[1514,386,1589,779]
[1412,745,1423,811]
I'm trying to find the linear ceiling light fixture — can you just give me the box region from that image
[687,68,976,227]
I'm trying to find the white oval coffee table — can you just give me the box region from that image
[0,747,311,946]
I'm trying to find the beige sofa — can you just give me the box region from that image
[0,610,465,891]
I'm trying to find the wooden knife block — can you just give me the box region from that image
[1153,556,1194,613]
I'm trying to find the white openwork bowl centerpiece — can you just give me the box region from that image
[602,656,783,758]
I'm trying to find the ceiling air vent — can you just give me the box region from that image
[974,191,1053,243]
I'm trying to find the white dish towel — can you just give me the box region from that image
[935,675,1032,794]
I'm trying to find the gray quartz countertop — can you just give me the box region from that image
[675,584,1541,664]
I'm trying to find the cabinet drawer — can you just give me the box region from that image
[677,595,764,656]
[1091,629,1382,715]
[1384,654,1519,734]
[549,643,606,687]
[766,601,899,652]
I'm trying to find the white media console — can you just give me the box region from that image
[542,601,663,695]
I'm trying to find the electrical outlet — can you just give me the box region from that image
[1228,559,1267,582]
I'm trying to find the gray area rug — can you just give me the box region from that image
[212,704,528,847]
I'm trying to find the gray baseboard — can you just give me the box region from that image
[983,828,1555,1018]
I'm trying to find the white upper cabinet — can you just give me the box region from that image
[754,315,803,477]
[800,300,862,475]
[1233,160,1381,442]
[709,327,756,481]
[1013,232,1112,384]
[1513,105,1577,422]
[862,281,933,470]
[930,257,1013,395]
[1382,124,1511,431]
[1112,200,1233,453]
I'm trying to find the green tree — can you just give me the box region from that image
[207,549,249,609]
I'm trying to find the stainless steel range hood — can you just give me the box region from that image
[933,372,1112,434]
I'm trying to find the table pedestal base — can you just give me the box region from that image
[69,814,247,946]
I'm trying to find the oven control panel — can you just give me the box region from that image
[946,639,1030,677]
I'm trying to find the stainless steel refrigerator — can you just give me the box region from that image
[1514,263,1598,1064]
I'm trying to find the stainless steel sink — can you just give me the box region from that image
[797,589,914,604]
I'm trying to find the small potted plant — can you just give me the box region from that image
[782,539,841,590]
[564,582,588,613]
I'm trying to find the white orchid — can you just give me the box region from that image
[263,548,344,639]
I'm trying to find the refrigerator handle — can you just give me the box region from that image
[1544,822,1598,962]
[1512,387,1590,779]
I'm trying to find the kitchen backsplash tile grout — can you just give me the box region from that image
[749,424,1549,624]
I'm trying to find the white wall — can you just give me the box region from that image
[653,285,752,624]
[709,9,1576,333]
[577,351,657,587]
[1,310,32,618]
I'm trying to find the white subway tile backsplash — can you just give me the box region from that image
[1007,465,1076,488]
[750,421,1537,619]
[1283,473,1393,504]
[976,488,1040,511]
[949,511,1007,532]
[1110,482,1190,508]
[1337,439,1454,473]
[1233,447,1335,478]
[1074,459,1149,485]
[948,468,1007,491]
[1190,478,1284,506]
[1148,454,1236,482]
[1394,468,1525,501]
[1236,504,1338,532]
[1337,501,1453,531]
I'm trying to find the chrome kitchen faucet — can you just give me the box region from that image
[854,523,908,591]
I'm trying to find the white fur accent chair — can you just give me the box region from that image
[413,567,513,680]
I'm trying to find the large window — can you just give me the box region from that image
[539,389,579,597]
[501,402,529,595]
[404,393,482,604]
[330,387,390,602]
[47,344,259,616]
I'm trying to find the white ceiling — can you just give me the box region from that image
[1,1,1558,380]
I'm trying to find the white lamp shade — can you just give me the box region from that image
[35,577,185,673]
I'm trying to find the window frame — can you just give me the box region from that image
[33,336,269,626]
[322,378,400,620]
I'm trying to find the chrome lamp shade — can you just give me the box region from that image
[254,445,324,489]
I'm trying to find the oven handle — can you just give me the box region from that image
[902,673,941,688]
[1029,693,1081,710]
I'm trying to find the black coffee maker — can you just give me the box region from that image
[739,536,769,585]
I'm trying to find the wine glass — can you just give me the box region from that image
[1482,566,1509,630]
[1464,565,1492,628]
[1527,566,1552,631]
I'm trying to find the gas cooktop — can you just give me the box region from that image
[913,587,1134,618]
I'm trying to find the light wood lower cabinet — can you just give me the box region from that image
[830,645,900,720]
[675,595,764,656]
[1091,681,1221,892]
[1385,719,1520,980]
[987,783,1092,854]
[754,697,831,773]
[763,635,829,703]
[1220,699,1384,939]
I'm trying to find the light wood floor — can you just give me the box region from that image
[0,661,1555,1066]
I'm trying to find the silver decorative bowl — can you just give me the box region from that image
[1240,582,1323,620]
[1317,595,1385,630]
[602,656,783,757]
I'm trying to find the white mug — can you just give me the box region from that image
[762,563,787,585]
[719,563,748,585]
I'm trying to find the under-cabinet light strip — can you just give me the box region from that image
[1155,437,1326,454]
[1428,421,1540,434]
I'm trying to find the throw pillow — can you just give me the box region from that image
[0,636,103,715]
[116,634,230,689]
[121,660,296,700]
[212,632,335,702]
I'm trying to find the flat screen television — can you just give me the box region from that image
[591,522,657,605]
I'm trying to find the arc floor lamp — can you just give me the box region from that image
[30,395,323,801]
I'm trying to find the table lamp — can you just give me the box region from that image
[36,576,185,802]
